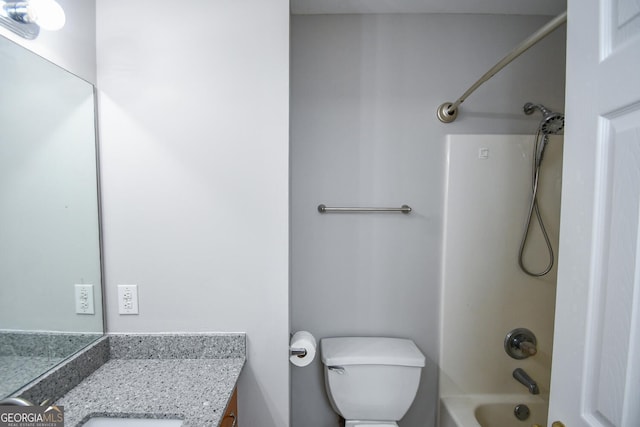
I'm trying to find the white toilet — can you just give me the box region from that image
[320,336,425,427]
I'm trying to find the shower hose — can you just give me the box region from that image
[518,131,555,277]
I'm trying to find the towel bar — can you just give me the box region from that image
[317,204,411,214]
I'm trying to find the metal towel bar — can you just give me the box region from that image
[317,204,412,214]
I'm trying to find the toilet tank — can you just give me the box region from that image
[320,337,425,421]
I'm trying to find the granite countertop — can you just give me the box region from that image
[14,333,246,427]
[0,331,102,398]
[57,357,244,426]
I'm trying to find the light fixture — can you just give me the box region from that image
[0,0,65,40]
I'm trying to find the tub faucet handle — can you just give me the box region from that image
[519,340,537,356]
[505,328,538,359]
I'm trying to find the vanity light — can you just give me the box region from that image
[0,0,65,40]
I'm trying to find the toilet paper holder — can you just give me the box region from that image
[290,347,307,358]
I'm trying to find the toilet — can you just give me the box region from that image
[320,337,425,427]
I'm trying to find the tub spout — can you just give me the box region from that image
[513,368,539,394]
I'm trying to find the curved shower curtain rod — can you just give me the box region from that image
[437,11,567,123]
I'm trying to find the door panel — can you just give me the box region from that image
[548,0,640,425]
[583,110,640,426]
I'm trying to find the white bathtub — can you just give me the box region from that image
[440,395,548,427]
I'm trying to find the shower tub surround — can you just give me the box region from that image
[13,333,245,427]
[439,134,562,426]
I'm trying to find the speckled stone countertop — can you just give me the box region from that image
[53,333,246,427]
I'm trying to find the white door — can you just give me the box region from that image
[548,0,640,426]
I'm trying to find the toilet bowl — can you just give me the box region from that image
[320,337,425,426]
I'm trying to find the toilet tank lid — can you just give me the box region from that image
[320,337,425,367]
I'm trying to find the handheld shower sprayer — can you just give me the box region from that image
[518,102,565,277]
[523,102,565,135]
[523,103,564,167]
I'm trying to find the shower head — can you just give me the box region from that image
[523,102,564,135]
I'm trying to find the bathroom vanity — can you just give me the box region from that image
[12,334,245,427]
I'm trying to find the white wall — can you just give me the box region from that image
[290,14,565,427]
[96,1,289,426]
[440,135,562,397]
[0,0,96,83]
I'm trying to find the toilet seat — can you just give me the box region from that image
[345,421,398,427]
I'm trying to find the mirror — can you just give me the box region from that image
[0,35,103,398]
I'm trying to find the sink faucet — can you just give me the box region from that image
[513,368,539,394]
[0,397,34,406]
[0,397,51,406]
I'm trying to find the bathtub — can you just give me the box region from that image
[440,394,548,427]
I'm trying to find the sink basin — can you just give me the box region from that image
[82,418,183,427]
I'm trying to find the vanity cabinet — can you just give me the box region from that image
[221,388,238,427]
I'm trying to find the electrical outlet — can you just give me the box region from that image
[75,284,94,314]
[117,284,139,315]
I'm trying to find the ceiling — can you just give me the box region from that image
[291,0,567,16]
